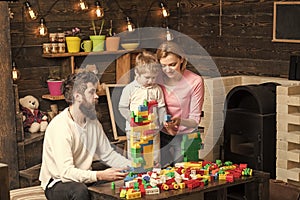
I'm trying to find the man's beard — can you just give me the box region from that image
[79,98,97,120]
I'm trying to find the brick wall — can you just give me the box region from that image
[200,75,300,185]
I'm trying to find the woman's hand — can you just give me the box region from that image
[164,117,181,136]
[96,167,129,181]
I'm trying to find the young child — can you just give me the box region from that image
[119,50,166,167]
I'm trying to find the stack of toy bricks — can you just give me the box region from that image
[130,100,158,170]
[276,85,300,186]
[181,132,202,162]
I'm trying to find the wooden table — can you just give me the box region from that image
[88,171,269,200]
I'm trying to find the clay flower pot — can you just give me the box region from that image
[47,79,63,96]
[90,35,106,52]
[65,36,81,53]
[106,36,120,51]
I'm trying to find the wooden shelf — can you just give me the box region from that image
[19,163,41,179]
[19,163,41,187]
[42,50,131,58]
[42,94,65,100]
[18,132,45,146]
[42,50,136,80]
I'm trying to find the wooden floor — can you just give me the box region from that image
[269,179,300,200]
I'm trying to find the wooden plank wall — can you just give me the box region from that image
[9,0,300,93]
[8,0,300,130]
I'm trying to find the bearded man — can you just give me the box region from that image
[39,71,131,200]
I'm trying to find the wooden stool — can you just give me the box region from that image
[10,186,46,200]
[10,186,47,200]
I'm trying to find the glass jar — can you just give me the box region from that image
[43,43,51,54]
[49,33,57,43]
[51,43,58,53]
[58,43,65,53]
[57,33,65,43]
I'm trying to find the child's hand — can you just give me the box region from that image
[164,117,180,136]
[153,161,161,168]
[171,117,181,127]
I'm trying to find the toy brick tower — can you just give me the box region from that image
[165,114,203,162]
[181,131,202,162]
[130,100,158,170]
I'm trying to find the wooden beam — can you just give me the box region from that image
[116,53,131,84]
[0,2,19,189]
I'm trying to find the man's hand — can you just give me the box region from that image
[96,167,129,181]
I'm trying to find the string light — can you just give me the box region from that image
[95,1,104,18]
[126,17,135,32]
[24,1,38,20]
[160,2,169,18]
[79,0,88,10]
[19,1,176,39]
[9,8,14,19]
[166,27,173,41]
[38,18,48,36]
[12,62,21,81]
[177,1,181,31]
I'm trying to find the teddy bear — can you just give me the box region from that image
[19,95,48,133]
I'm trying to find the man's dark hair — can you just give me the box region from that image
[61,71,99,105]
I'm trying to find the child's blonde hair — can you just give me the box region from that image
[135,50,161,75]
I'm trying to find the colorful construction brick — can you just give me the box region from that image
[118,160,253,198]
[129,100,159,170]
[164,114,203,162]
[181,131,202,162]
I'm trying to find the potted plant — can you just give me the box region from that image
[90,19,106,52]
[65,27,81,53]
[105,20,120,51]
[47,68,64,96]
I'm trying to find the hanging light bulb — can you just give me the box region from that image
[160,2,170,18]
[12,62,21,81]
[9,8,14,19]
[126,17,135,32]
[95,1,104,18]
[166,27,174,41]
[79,0,88,10]
[38,18,48,36]
[24,1,38,20]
